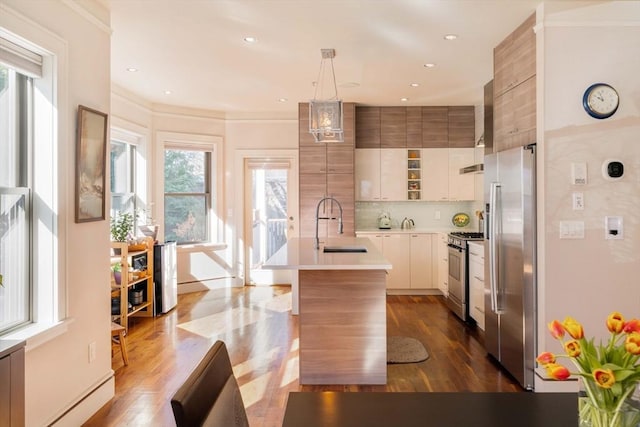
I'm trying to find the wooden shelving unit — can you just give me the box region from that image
[110,237,154,332]
[407,149,422,200]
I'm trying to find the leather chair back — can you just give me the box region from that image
[171,341,249,427]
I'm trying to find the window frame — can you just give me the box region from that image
[156,132,222,245]
[109,132,138,222]
[163,149,211,244]
[0,21,69,343]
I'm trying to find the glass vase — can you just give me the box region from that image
[579,397,640,427]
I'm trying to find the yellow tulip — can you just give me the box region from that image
[625,332,640,355]
[564,340,581,358]
[593,368,615,388]
[562,316,584,339]
[606,312,625,334]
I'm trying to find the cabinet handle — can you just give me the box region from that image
[474,275,484,282]
[475,305,485,314]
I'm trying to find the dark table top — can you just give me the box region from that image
[282,392,579,427]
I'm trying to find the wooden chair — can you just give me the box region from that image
[111,322,129,366]
[171,341,249,427]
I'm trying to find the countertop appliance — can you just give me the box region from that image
[400,217,415,230]
[484,144,536,391]
[377,212,391,229]
[446,231,484,322]
[154,241,178,314]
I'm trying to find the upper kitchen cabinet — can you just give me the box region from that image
[380,107,407,148]
[493,13,536,153]
[421,107,448,148]
[448,106,475,148]
[421,148,475,202]
[493,13,536,98]
[494,77,536,152]
[406,107,423,148]
[355,148,406,201]
[355,107,380,148]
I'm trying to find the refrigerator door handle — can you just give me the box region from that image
[489,182,504,314]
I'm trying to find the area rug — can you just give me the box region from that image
[387,336,430,364]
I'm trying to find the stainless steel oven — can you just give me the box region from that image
[446,232,483,321]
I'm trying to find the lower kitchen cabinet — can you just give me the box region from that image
[409,234,432,289]
[356,232,436,292]
[380,234,410,290]
[468,242,485,330]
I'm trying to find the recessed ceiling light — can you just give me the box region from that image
[400,98,409,102]
[126,67,138,72]
[410,83,420,87]
[164,90,172,95]
[444,34,458,41]
[244,36,257,43]
[278,98,288,102]
[423,63,436,68]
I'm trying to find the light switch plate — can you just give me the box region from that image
[559,221,585,239]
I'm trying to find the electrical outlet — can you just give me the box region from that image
[572,192,584,210]
[89,341,96,363]
[435,210,441,220]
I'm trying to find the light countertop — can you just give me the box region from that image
[263,237,391,271]
[356,228,478,234]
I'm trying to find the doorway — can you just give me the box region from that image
[244,158,297,285]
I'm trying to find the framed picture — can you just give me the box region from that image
[75,105,108,223]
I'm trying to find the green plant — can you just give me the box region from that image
[110,211,134,242]
[111,263,121,272]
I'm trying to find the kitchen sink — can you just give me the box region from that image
[322,245,368,253]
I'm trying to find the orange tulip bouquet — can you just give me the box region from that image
[537,312,640,427]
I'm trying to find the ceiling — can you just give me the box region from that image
[109,0,547,119]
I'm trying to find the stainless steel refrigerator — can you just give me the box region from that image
[484,144,536,390]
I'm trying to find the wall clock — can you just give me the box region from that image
[582,83,619,119]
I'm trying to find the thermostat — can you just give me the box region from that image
[602,159,624,181]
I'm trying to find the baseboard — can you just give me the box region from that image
[49,372,114,426]
[386,289,443,296]
[177,277,243,294]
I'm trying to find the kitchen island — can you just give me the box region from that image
[264,237,391,385]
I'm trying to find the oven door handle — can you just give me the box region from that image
[489,181,504,314]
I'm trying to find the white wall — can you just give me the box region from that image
[225,119,298,284]
[1,1,114,425]
[111,92,299,289]
[537,0,640,377]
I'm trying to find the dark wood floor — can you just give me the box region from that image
[84,286,521,427]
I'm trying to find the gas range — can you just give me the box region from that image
[447,232,484,248]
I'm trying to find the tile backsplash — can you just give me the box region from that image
[356,200,484,231]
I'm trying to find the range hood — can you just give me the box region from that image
[459,163,484,174]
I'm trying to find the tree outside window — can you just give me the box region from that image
[164,149,211,244]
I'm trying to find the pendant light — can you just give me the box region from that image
[309,48,344,143]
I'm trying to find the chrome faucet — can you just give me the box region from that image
[315,197,343,249]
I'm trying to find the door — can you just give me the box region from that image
[245,158,297,285]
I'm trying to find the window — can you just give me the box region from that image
[1,28,63,340]
[110,138,137,218]
[0,64,31,334]
[164,149,211,244]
